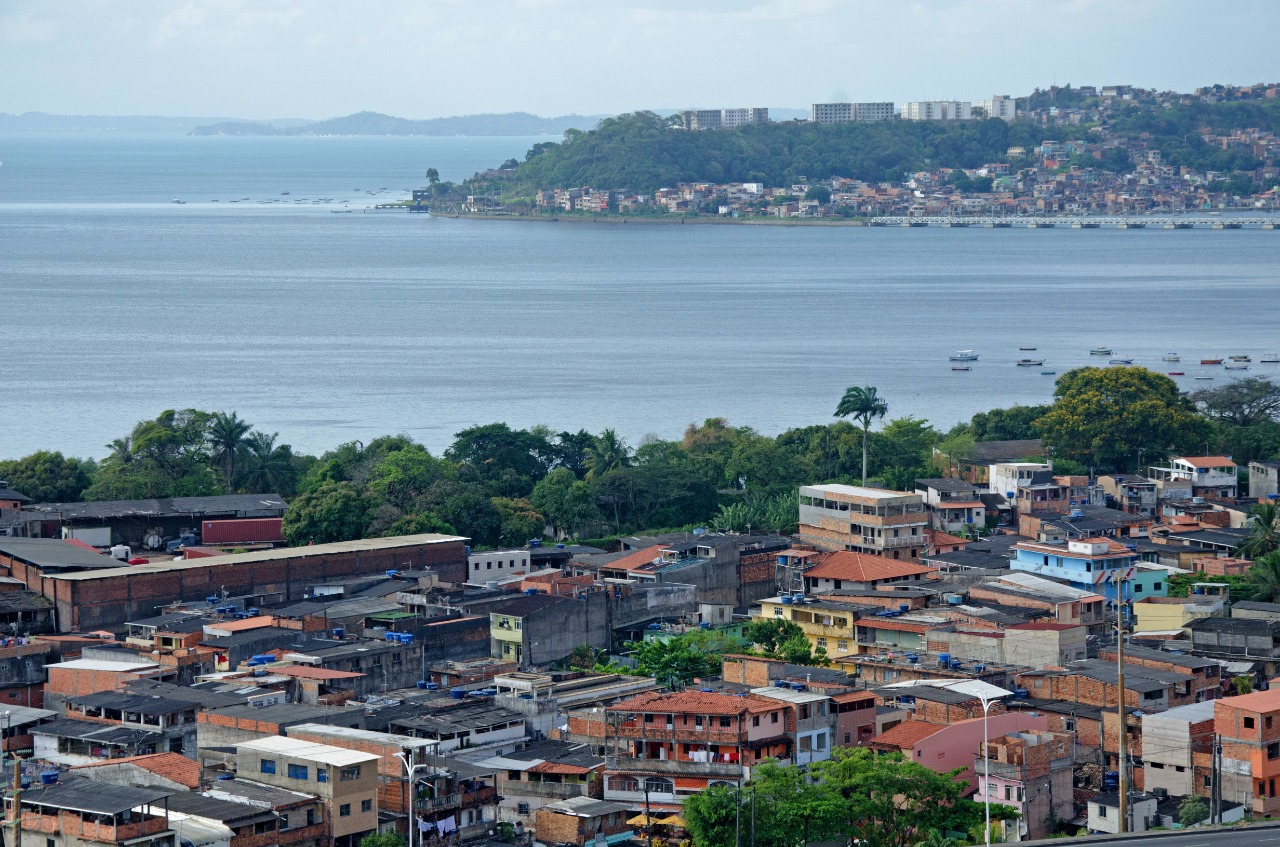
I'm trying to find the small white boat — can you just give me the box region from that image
[1090,347,1112,355]
[1195,376,1214,380]
[1041,370,1056,375]
[1229,355,1251,362]
[1225,364,1249,371]
[949,350,979,362]
[1162,353,1180,362]
[1263,354,1280,363]
[1109,358,1134,365]
[951,366,972,372]
[1016,359,1046,367]
[1019,347,1037,351]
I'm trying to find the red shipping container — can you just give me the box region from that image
[201,518,285,545]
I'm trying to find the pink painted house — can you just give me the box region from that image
[871,712,1050,793]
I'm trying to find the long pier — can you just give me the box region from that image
[872,215,1279,229]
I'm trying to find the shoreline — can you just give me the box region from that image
[439,213,872,226]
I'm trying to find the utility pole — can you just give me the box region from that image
[735,782,741,847]
[643,785,653,847]
[9,752,23,847]
[1116,573,1128,835]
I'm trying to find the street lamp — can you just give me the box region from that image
[976,692,1011,847]
[395,750,435,847]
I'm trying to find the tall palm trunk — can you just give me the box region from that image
[861,423,869,485]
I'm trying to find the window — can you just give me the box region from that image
[608,775,639,793]
[508,770,522,781]
[1097,806,1107,818]
[816,638,827,650]
[1064,718,1076,732]
[253,821,277,835]
[260,759,277,775]
[644,714,654,723]
[288,764,309,780]
[719,717,731,728]
[1150,762,1165,769]
[695,716,704,728]
[339,804,351,818]
[774,607,783,617]
[837,640,848,652]
[517,802,531,815]
[1268,742,1280,760]
[1268,716,1274,730]
[340,766,362,781]
[814,732,826,750]
[1133,584,1143,593]
[1245,717,1256,729]
[361,799,372,813]
[317,768,327,783]
[752,716,760,727]
[1154,582,1163,590]
[771,712,779,723]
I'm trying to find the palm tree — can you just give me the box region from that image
[1239,502,1280,559]
[834,386,888,485]
[913,831,959,847]
[105,436,136,467]
[239,431,294,494]
[584,429,631,481]
[1246,550,1280,603]
[208,412,252,493]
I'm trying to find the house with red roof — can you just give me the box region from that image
[801,551,937,593]
[602,690,794,805]
[1148,455,1238,499]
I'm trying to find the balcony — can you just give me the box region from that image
[861,534,924,550]
[606,755,745,780]
[612,724,743,745]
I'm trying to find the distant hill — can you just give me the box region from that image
[191,111,612,137]
[0,112,308,134]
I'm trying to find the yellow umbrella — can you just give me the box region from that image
[656,815,686,827]
[628,814,655,827]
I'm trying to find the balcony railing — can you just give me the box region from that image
[862,534,924,549]
[612,724,743,745]
[606,755,745,779]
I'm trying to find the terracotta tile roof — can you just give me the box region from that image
[805,552,936,583]
[608,690,782,717]
[1177,456,1237,469]
[71,752,199,788]
[869,720,945,750]
[1217,688,1280,713]
[269,665,365,680]
[529,761,597,775]
[929,531,971,546]
[830,690,877,705]
[204,615,275,633]
[600,546,667,573]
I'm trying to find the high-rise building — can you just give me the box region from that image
[976,95,1018,121]
[901,100,973,121]
[810,102,895,124]
[680,107,769,130]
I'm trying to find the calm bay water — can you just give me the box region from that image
[2,134,1278,460]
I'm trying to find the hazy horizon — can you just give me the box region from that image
[2,0,1277,121]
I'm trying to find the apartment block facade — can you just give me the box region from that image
[798,484,928,558]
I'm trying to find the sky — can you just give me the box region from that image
[2,0,1278,120]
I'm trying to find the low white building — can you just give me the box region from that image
[469,549,531,584]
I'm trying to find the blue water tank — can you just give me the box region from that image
[425,682,440,690]
[790,683,806,692]
[416,680,428,689]
[1103,771,1119,788]
[1014,688,1029,699]
[450,687,466,700]
[385,632,398,641]
[216,773,235,781]
[791,593,805,603]
[700,687,713,693]
[775,680,791,688]
[556,543,565,549]
[206,595,220,604]
[525,588,538,596]
[938,653,951,665]
[40,771,58,785]
[251,654,275,664]
[333,627,345,639]
[781,596,793,605]
[386,569,399,578]
[906,653,919,664]
[950,660,962,669]
[699,622,710,630]
[400,633,414,644]
[247,607,259,616]
[647,623,662,630]
[899,604,910,613]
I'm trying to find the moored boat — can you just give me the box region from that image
[1229,355,1251,362]
[1263,354,1280,363]
[1162,353,1180,362]
[1225,364,1249,371]
[1019,347,1037,351]
[1167,371,1185,376]
[1195,376,1214,380]
[1090,347,1112,355]
[951,366,972,372]
[1109,358,1134,365]
[1040,370,1056,375]
[1201,359,1223,365]
[949,350,979,362]
[1016,359,1046,366]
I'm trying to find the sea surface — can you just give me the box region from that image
[2,133,1279,461]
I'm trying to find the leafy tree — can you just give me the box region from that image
[382,510,456,538]
[934,433,975,477]
[1177,796,1208,827]
[491,496,545,546]
[914,833,960,847]
[282,481,370,545]
[447,423,549,496]
[0,451,95,502]
[780,633,828,666]
[366,446,456,511]
[835,386,888,485]
[438,491,502,547]
[530,467,605,538]
[360,833,407,847]
[804,185,831,203]
[1239,502,1280,559]
[209,411,253,492]
[683,783,741,847]
[1034,367,1211,471]
[966,404,1050,441]
[745,618,804,653]
[1246,551,1280,603]
[630,629,746,686]
[1191,377,1280,427]
[584,429,632,481]
[85,409,220,500]
[1232,675,1254,695]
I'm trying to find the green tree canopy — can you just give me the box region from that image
[282,481,370,545]
[1034,367,1210,471]
[630,629,746,687]
[0,451,96,503]
[835,386,889,485]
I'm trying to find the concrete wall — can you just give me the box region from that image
[527,592,610,667]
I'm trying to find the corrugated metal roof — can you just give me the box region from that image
[237,735,379,766]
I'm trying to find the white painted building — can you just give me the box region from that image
[469,549,532,583]
[810,102,895,124]
[989,462,1053,499]
[901,100,973,121]
[976,95,1017,121]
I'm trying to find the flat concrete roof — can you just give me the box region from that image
[802,484,914,500]
[48,533,467,582]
